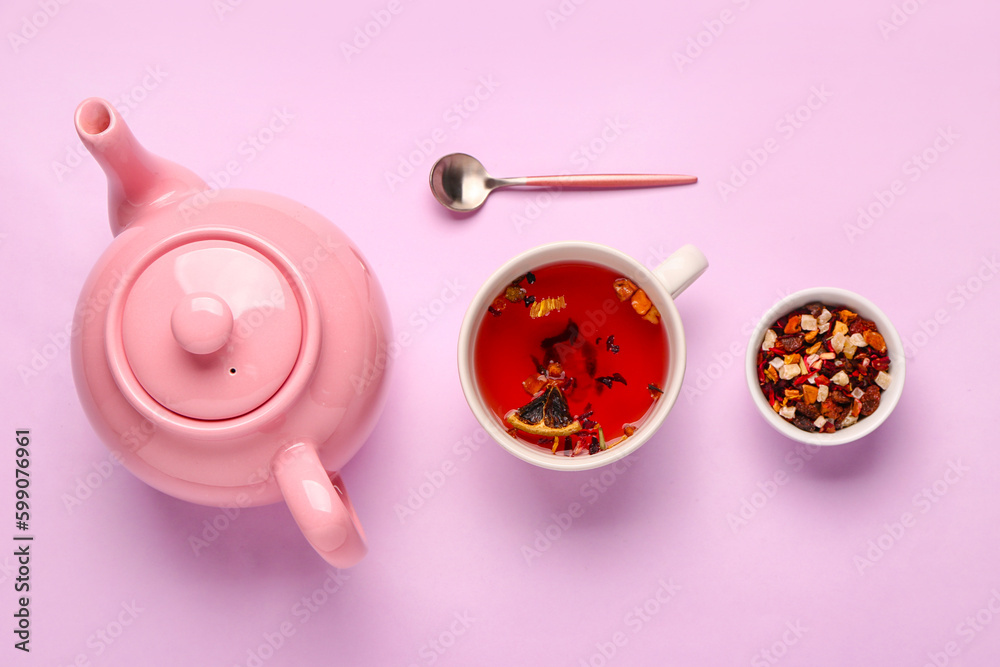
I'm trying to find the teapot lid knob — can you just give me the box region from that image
[171,293,233,355]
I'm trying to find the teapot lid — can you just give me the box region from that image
[120,239,302,420]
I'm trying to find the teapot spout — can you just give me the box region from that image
[75,97,207,236]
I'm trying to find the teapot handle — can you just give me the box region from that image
[272,440,367,568]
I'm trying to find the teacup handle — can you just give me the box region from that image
[653,244,708,299]
[272,441,367,568]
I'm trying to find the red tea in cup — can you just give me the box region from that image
[472,261,668,456]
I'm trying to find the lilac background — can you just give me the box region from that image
[2,1,999,665]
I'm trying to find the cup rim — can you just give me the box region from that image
[458,241,687,471]
[744,287,906,446]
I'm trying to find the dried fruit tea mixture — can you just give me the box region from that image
[756,303,892,432]
[473,262,667,456]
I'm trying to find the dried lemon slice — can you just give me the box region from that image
[505,385,582,437]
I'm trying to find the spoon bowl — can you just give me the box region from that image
[429,153,698,213]
[429,153,494,212]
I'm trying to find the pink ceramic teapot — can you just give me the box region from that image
[71,98,390,568]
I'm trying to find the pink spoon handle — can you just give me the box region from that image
[273,441,367,568]
[517,173,697,188]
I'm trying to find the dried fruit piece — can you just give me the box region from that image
[777,334,805,352]
[507,385,582,437]
[792,414,816,431]
[762,329,777,351]
[505,412,580,437]
[522,375,546,394]
[859,386,881,416]
[830,331,847,353]
[613,278,661,324]
[849,318,876,335]
[613,278,637,301]
[529,295,567,319]
[606,335,620,354]
[516,387,554,424]
[839,309,858,323]
[784,315,802,333]
[630,290,652,316]
[820,399,848,422]
[831,387,852,405]
[864,330,887,353]
[875,371,892,390]
[796,400,820,420]
[778,364,801,380]
[505,285,526,302]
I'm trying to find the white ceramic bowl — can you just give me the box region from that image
[745,287,906,446]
